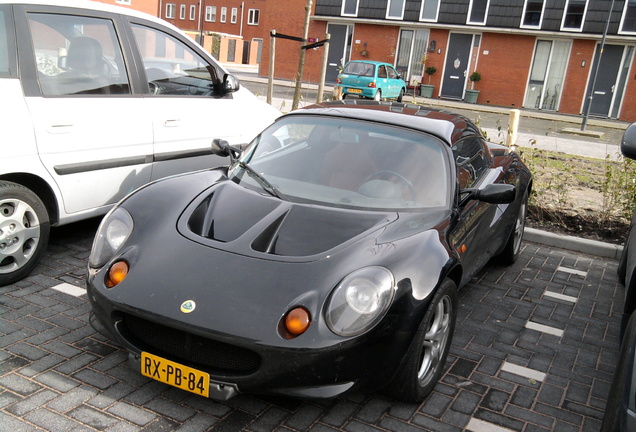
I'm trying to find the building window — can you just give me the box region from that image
[467,0,490,25]
[420,0,440,21]
[179,4,185,20]
[189,5,196,20]
[620,0,636,34]
[342,0,359,16]
[521,0,544,28]
[561,0,587,31]
[524,40,570,111]
[386,0,405,19]
[231,7,238,23]
[115,0,131,5]
[221,7,227,23]
[206,6,216,22]
[165,3,175,19]
[248,9,260,25]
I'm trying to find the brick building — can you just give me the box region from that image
[94,0,635,122]
[260,0,636,122]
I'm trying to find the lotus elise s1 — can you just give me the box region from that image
[87,100,532,403]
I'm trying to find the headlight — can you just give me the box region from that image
[325,267,395,337]
[89,207,133,268]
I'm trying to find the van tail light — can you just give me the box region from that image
[336,78,342,84]
[368,82,376,88]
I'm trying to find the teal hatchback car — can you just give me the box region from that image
[337,61,407,102]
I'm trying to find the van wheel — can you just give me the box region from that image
[397,89,404,102]
[0,181,50,286]
[374,90,382,101]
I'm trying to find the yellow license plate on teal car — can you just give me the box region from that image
[347,88,362,94]
[141,352,209,397]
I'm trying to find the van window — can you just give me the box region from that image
[0,6,15,78]
[131,23,220,96]
[27,13,131,96]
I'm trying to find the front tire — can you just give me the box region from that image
[0,181,50,286]
[385,278,457,402]
[497,189,528,265]
[397,88,404,103]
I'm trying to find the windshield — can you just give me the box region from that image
[343,62,375,77]
[229,116,450,211]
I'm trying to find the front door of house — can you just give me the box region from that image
[325,23,352,83]
[587,44,625,118]
[441,33,473,99]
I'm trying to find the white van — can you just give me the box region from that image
[0,0,280,285]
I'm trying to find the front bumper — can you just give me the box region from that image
[87,286,415,401]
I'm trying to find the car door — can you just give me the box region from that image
[450,134,507,281]
[16,5,153,215]
[127,21,242,181]
[386,65,402,97]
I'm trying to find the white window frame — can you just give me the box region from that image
[419,0,440,22]
[189,5,196,20]
[221,7,227,23]
[206,6,216,22]
[467,0,490,25]
[248,9,260,25]
[179,4,186,20]
[165,3,176,19]
[619,0,636,35]
[560,0,588,32]
[386,0,405,20]
[520,0,545,29]
[231,7,238,24]
[341,0,359,17]
[115,0,131,5]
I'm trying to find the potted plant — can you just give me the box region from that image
[464,71,481,103]
[419,66,437,98]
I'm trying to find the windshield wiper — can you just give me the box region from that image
[236,161,289,201]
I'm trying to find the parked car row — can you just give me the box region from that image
[0,0,280,286]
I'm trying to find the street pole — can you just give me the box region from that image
[317,33,330,103]
[580,0,615,131]
[268,30,275,105]
[292,0,312,111]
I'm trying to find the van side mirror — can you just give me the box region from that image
[222,74,240,94]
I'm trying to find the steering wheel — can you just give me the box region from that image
[367,170,416,201]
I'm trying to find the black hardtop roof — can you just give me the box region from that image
[288,100,482,145]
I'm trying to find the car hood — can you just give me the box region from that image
[178,180,397,261]
[103,171,449,345]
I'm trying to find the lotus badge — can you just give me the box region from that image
[180,300,196,314]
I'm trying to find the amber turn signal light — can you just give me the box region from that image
[105,260,129,288]
[285,307,311,336]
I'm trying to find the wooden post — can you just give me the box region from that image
[316,33,330,103]
[292,0,312,111]
[507,109,520,151]
[267,30,275,105]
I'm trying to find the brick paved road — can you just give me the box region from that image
[1,218,622,431]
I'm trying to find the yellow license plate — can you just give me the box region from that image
[141,352,209,397]
[347,88,362,94]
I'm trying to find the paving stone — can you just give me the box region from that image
[6,389,59,416]
[68,405,120,430]
[107,401,157,426]
[145,397,197,422]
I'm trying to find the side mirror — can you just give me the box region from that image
[621,123,636,161]
[212,139,242,161]
[222,73,240,94]
[461,183,516,204]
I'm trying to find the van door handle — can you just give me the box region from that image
[163,119,181,127]
[47,124,73,134]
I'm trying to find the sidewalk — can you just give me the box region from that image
[226,64,629,162]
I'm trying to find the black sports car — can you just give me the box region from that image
[87,101,532,403]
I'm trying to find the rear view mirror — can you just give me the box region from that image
[212,139,242,161]
[462,183,516,204]
[621,123,636,161]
